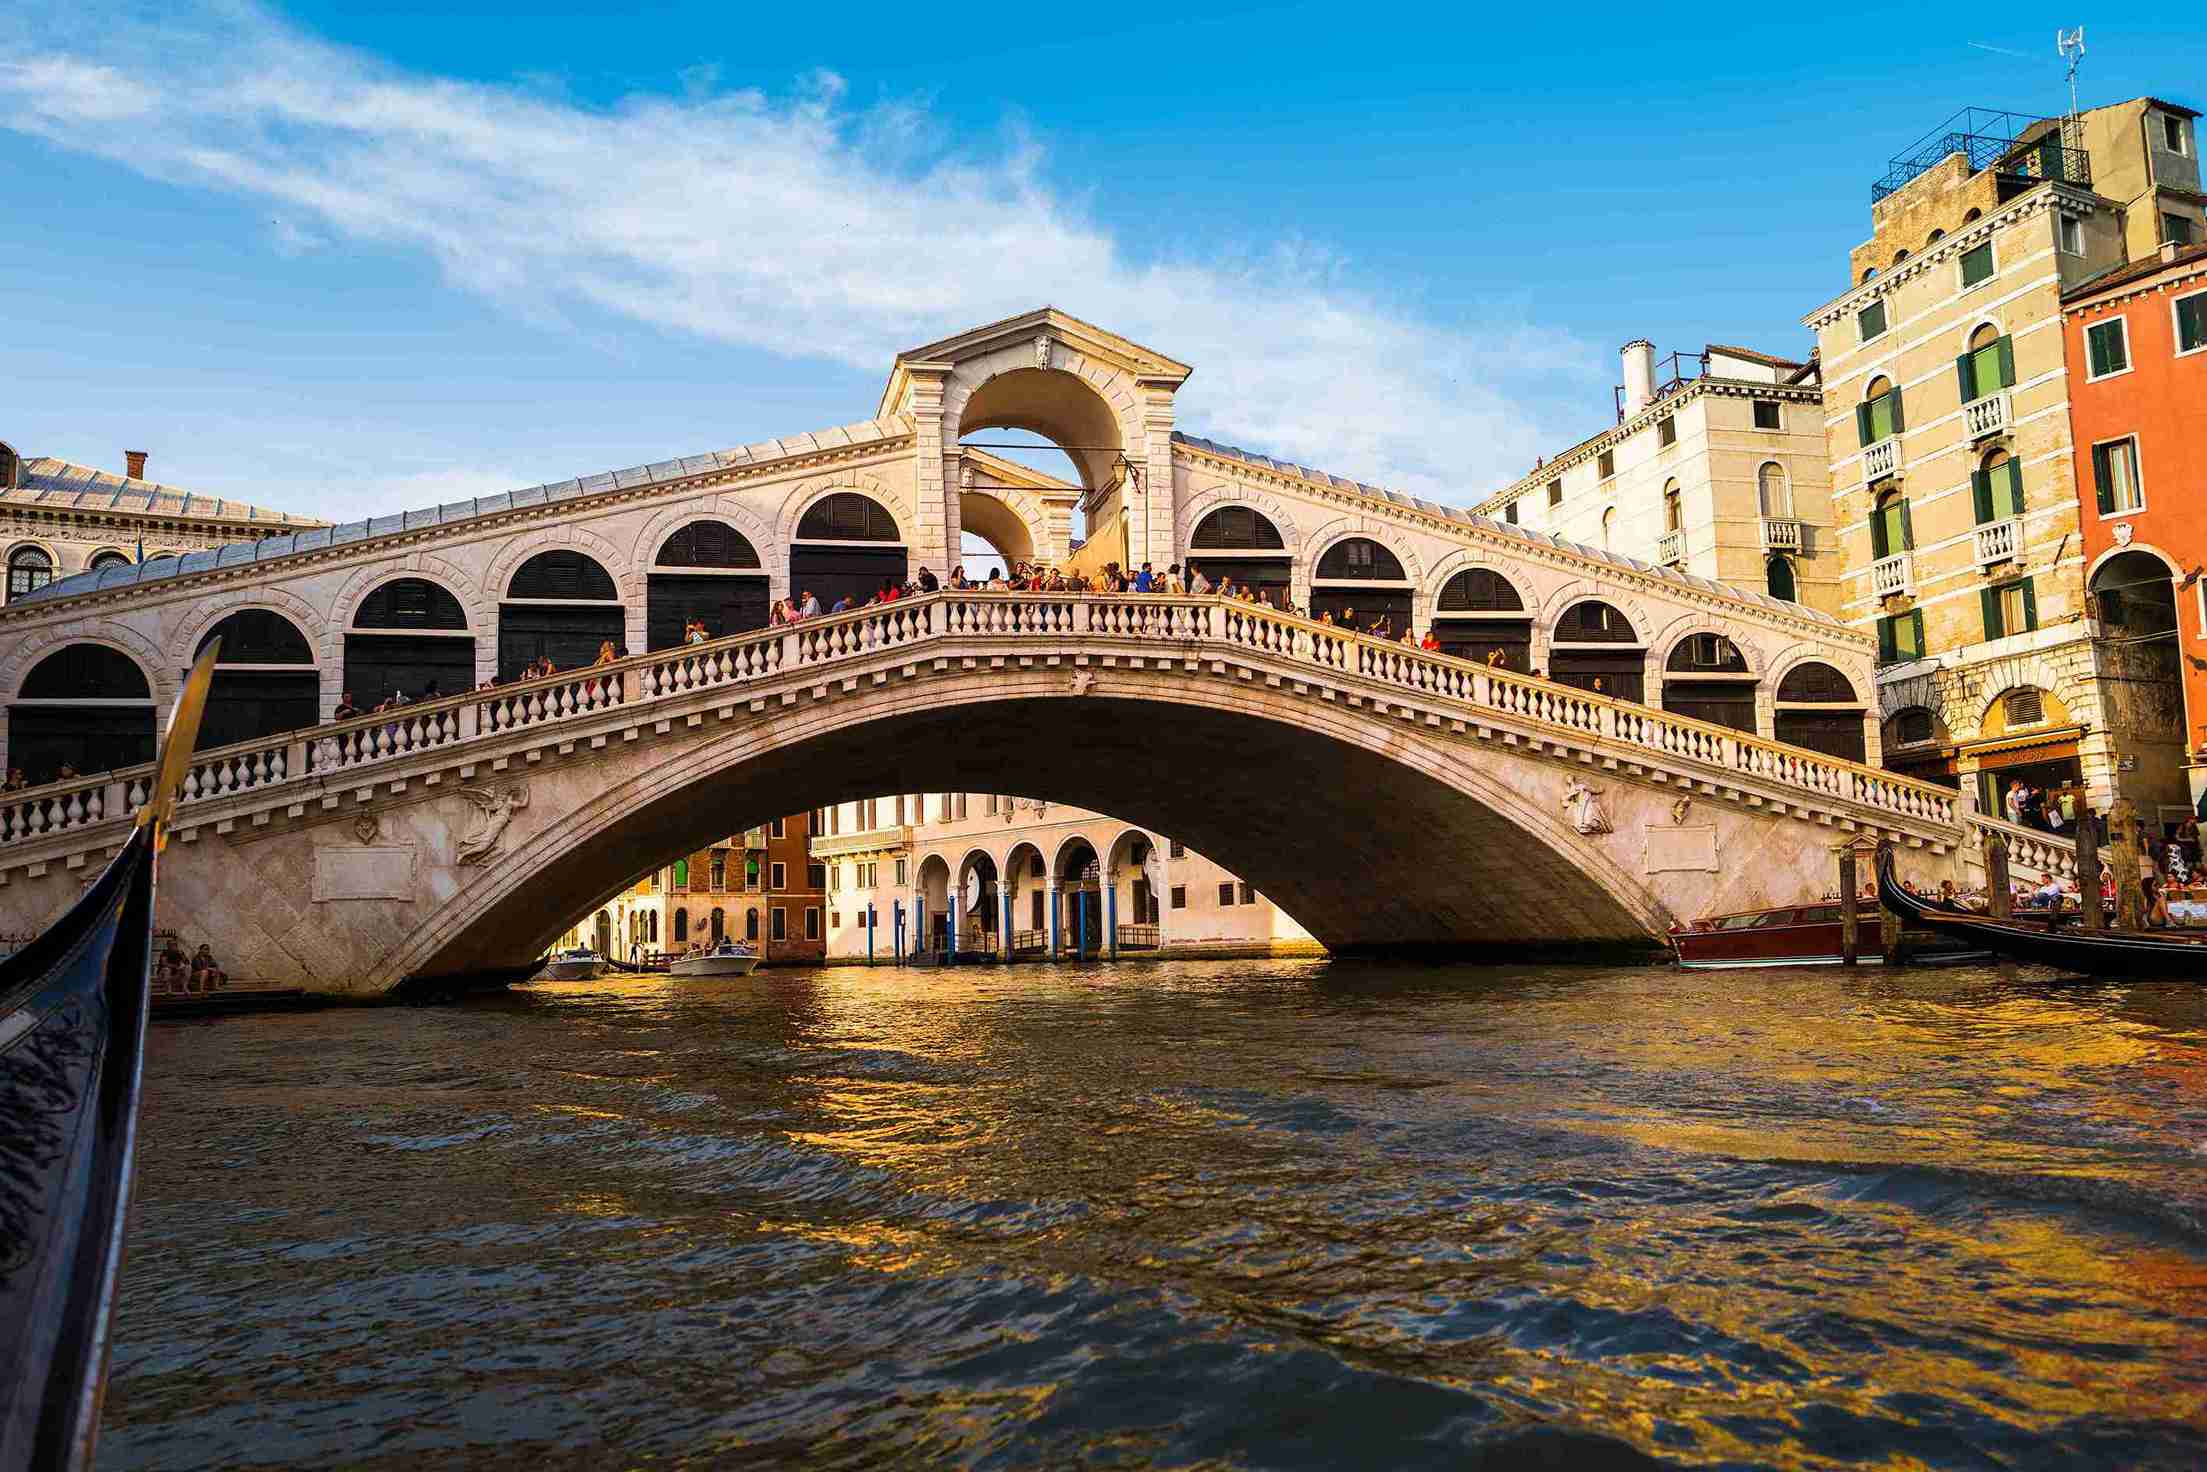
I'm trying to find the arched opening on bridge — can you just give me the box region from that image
[1773,661,1867,762]
[1004,841,1048,948]
[955,368,1125,576]
[193,610,319,751]
[1107,829,1161,951]
[6,644,156,783]
[1188,507,1291,606]
[345,577,474,708]
[1055,837,1104,957]
[791,493,909,612]
[594,910,612,957]
[957,849,1000,950]
[914,853,952,955]
[1662,634,1758,734]
[1309,537,1411,635]
[957,492,1036,580]
[500,551,624,681]
[1549,600,1644,702]
[647,521,769,649]
[1430,569,1530,671]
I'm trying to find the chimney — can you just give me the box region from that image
[2162,237,2183,264]
[124,450,148,480]
[1621,340,1657,416]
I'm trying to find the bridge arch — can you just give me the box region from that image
[956,484,1049,573]
[943,349,1141,494]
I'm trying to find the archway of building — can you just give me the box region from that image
[344,576,475,708]
[1310,537,1412,635]
[594,910,613,957]
[500,551,624,681]
[790,492,909,612]
[1432,569,1531,671]
[1003,840,1048,944]
[6,643,156,784]
[647,520,770,648]
[194,609,319,751]
[914,854,953,955]
[1772,661,1867,762]
[956,368,1125,493]
[1661,634,1758,734]
[1054,836,1105,958]
[1106,828,1162,950]
[1549,600,1645,702]
[2091,550,2180,644]
[389,685,1669,989]
[1187,506,1292,606]
[956,848,1002,949]
[956,491,1036,581]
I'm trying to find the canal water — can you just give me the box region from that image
[104,960,2207,1469]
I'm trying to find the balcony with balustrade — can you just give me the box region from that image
[1973,518,2021,566]
[1657,529,1684,566]
[1862,437,1900,486]
[1760,518,1802,554]
[1962,389,2012,443]
[1872,552,1914,599]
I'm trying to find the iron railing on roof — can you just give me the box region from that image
[1613,351,1706,422]
[1871,108,2090,203]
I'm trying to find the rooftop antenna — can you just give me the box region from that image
[2057,26,2086,123]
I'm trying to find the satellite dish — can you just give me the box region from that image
[965,870,982,910]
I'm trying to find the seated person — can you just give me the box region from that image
[189,943,228,992]
[155,937,190,993]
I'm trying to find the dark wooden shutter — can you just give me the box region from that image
[1981,587,2003,640]
[1956,353,1978,402]
[1972,469,1993,523]
[1899,499,1914,551]
[1877,616,1897,664]
[2021,578,2038,631]
[2093,443,2116,513]
[1996,335,2016,388]
[1889,389,1905,434]
[1856,402,1874,448]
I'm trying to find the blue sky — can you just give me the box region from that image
[2,2,2201,528]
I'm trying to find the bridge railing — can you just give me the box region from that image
[0,591,1962,853]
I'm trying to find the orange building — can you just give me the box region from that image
[2064,241,2207,817]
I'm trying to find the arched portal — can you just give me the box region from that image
[1054,836,1104,958]
[1188,507,1291,605]
[647,520,769,649]
[500,551,624,681]
[1773,661,1866,762]
[914,853,953,955]
[1107,829,1161,951]
[1309,537,1411,634]
[1431,569,1530,670]
[594,910,612,957]
[791,493,909,612]
[7,644,156,783]
[1663,634,1757,734]
[1549,600,1645,702]
[956,849,1001,949]
[6,544,54,603]
[1003,840,1048,943]
[956,368,1125,493]
[957,492,1037,576]
[195,610,319,750]
[345,577,474,708]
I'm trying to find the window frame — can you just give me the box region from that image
[1546,478,1563,507]
[1858,298,1888,343]
[770,860,787,890]
[770,907,786,942]
[1958,241,1996,290]
[2084,317,2133,382]
[1597,450,1615,480]
[2173,288,2207,359]
[1170,885,1187,910]
[2165,113,2191,155]
[1656,415,1677,449]
[2057,214,2084,256]
[1981,577,2038,640]
[1217,882,1235,907]
[2091,434,2146,517]
[1752,399,1782,430]
[1875,609,1928,665]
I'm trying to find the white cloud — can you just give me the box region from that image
[0,2,1603,507]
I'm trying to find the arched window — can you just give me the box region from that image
[673,908,689,944]
[1766,555,1797,602]
[710,907,725,941]
[1974,447,2024,525]
[1550,601,1643,701]
[1887,707,1937,747]
[1774,662,1866,760]
[1861,267,1879,284]
[1190,506,1286,550]
[1892,248,1910,264]
[1960,322,2014,400]
[197,609,313,665]
[501,551,623,681]
[353,578,467,629]
[1963,208,1983,223]
[195,610,320,750]
[654,521,761,569]
[1663,480,1683,532]
[1927,228,1946,245]
[745,908,760,941]
[507,551,616,600]
[7,545,54,602]
[345,577,474,710]
[1871,491,1911,560]
[9,644,156,781]
[1553,601,1636,643]
[1663,635,1757,733]
[1435,569,1524,612]
[2004,688,2046,727]
[672,858,688,888]
[1431,569,1529,670]
[1667,634,1749,673]
[87,551,132,573]
[1600,507,1616,549]
[1314,538,1406,581]
[1859,375,1903,448]
[1758,463,1792,518]
[21,644,150,699]
[796,493,901,542]
[648,521,770,649]
[1776,662,1856,703]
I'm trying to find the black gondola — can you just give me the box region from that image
[1877,846,2207,979]
[0,645,217,1471]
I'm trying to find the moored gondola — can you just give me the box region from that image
[0,645,218,1471]
[1876,846,2207,980]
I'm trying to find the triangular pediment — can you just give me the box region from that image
[878,307,1191,419]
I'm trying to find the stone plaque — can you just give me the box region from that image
[1643,825,1718,874]
[312,845,420,902]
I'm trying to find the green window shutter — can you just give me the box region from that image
[2087,326,2108,377]
[2093,444,2116,513]
[1981,587,2003,640]
[2021,578,2038,631]
[1996,335,2016,388]
[1910,611,1927,659]
[1998,459,2025,518]
[2179,295,2207,353]
[1870,505,1889,560]
[1899,499,1915,551]
[1877,616,1897,663]
[1956,352,1977,401]
[1972,469,1994,523]
[1856,402,1874,448]
[1889,389,1906,434]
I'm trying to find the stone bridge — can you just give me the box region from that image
[0,592,2004,996]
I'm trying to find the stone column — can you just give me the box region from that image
[1047,880,1063,958]
[1134,379,1179,572]
[904,365,956,582]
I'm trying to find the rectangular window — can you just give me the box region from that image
[1981,579,2038,640]
[1972,458,2025,522]
[2058,214,2084,255]
[770,818,785,839]
[1956,334,2015,400]
[771,907,787,941]
[805,907,820,940]
[806,862,825,890]
[1170,886,1187,910]
[1504,501,1518,525]
[895,858,908,885]
[2166,113,2190,154]
[1857,388,1903,447]
[710,854,726,890]
[1656,416,1677,448]
[2085,318,2130,379]
[1547,478,1563,507]
[2092,436,2144,514]
[2167,213,2197,247]
[1752,399,1781,430]
[2178,292,2207,355]
[1858,299,1887,342]
[1238,882,1255,905]
[893,794,906,825]
[1218,882,1236,907]
[1169,839,1185,858]
[1869,496,1911,559]
[1597,450,1615,479]
[770,861,786,890]
[1875,610,1928,665]
[1959,242,1995,288]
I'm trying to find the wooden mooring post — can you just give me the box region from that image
[2073,805,2102,930]
[1838,845,1859,967]
[2112,798,2144,932]
[1877,843,1903,964]
[1982,830,2012,919]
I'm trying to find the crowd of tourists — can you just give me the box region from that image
[153,933,228,994]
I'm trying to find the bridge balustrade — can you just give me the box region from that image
[0,591,1976,859]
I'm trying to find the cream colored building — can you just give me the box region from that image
[1804,99,2195,820]
[1477,341,1836,617]
[1,444,321,604]
[813,793,1314,961]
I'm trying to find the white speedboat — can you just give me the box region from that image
[669,941,762,977]
[541,947,609,981]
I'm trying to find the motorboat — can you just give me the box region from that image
[1878,847,2207,979]
[669,941,762,977]
[540,948,609,981]
[1670,898,1988,969]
